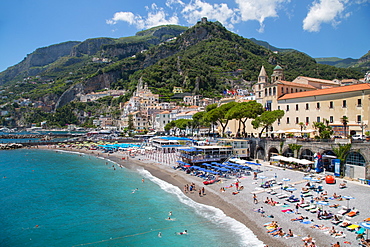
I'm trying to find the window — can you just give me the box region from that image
[278,106,280,110]
[286,105,289,111]
[287,117,290,124]
[273,87,276,95]
[329,101,334,108]
[317,116,321,122]
[281,87,284,94]
[286,88,288,94]
[295,104,299,111]
[163,121,166,124]
[357,115,362,123]
[357,99,362,107]
[259,92,261,97]
[269,88,272,96]
[342,100,347,108]
[306,117,309,124]
[265,89,267,95]
[329,116,333,123]
[316,102,320,109]
[305,103,309,110]
[291,88,293,93]
[296,89,298,92]
[296,117,299,124]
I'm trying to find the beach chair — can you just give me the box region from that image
[299,203,310,208]
[337,206,350,215]
[302,192,313,197]
[305,204,316,211]
[310,207,319,213]
[356,227,365,235]
[347,224,360,231]
[331,214,343,225]
[277,194,289,199]
[345,210,359,217]
[339,220,351,228]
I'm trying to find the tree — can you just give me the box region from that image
[226,101,264,137]
[340,116,349,137]
[298,122,305,132]
[332,143,352,176]
[205,101,238,136]
[128,114,134,131]
[312,119,333,139]
[164,120,176,133]
[251,110,285,137]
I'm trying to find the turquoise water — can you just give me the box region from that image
[0,149,263,247]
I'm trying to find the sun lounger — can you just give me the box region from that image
[337,207,350,215]
[277,194,289,199]
[302,192,313,197]
[346,211,359,217]
[347,224,360,231]
[300,203,310,208]
[305,205,316,211]
[310,207,319,213]
[331,215,344,225]
[339,220,351,228]
[356,227,365,235]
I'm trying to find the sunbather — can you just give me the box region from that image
[291,215,305,221]
[329,204,340,208]
[302,235,313,243]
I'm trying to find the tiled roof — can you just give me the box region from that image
[278,83,370,100]
[294,76,338,85]
[266,80,317,89]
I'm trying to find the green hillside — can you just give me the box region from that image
[0,20,365,128]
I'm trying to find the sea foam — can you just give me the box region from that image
[137,168,265,247]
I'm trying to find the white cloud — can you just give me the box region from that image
[235,0,289,32]
[303,0,346,32]
[106,4,179,29]
[166,0,185,8]
[181,0,236,27]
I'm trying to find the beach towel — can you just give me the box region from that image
[281,209,293,212]
[300,221,311,224]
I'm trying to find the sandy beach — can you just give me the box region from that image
[37,145,370,247]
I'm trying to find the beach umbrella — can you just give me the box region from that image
[310,177,321,183]
[360,222,370,238]
[342,196,355,208]
[316,201,330,210]
[258,175,267,184]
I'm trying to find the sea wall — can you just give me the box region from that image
[0,143,23,150]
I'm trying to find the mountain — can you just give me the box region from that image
[0,25,188,86]
[0,20,365,127]
[249,38,296,53]
[315,51,370,72]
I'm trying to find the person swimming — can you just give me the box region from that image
[177,230,187,235]
[158,232,162,238]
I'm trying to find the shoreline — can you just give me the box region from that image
[35,145,368,247]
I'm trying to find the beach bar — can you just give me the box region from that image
[178,145,233,165]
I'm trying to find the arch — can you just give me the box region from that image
[256,146,265,160]
[346,151,366,167]
[282,148,294,157]
[300,149,314,161]
[268,147,279,160]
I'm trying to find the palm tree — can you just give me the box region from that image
[332,143,351,176]
[340,116,349,137]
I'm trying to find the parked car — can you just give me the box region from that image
[352,134,365,140]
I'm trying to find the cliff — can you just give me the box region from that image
[0,41,80,85]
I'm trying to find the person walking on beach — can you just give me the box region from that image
[253,193,258,204]
[295,203,299,214]
[202,187,205,195]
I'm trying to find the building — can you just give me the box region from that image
[278,83,370,136]
[217,138,251,158]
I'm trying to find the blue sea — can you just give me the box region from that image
[0,149,263,247]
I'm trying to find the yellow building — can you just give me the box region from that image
[173,87,183,94]
[277,83,370,137]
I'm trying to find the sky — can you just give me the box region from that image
[0,0,369,72]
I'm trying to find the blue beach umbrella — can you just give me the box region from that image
[360,222,370,238]
[310,177,321,183]
[316,201,330,209]
[286,187,297,192]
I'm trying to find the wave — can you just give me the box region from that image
[136,168,265,247]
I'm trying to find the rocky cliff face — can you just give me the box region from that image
[70,38,116,57]
[55,70,121,108]
[0,41,80,85]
